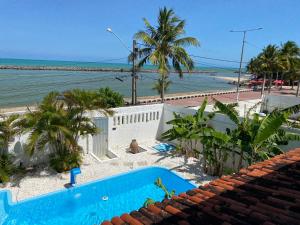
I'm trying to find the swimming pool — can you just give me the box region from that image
[153,143,176,152]
[0,167,195,225]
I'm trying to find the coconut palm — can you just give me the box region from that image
[295,59,300,96]
[246,56,266,94]
[279,41,300,93]
[152,78,172,99]
[133,7,199,102]
[258,45,281,93]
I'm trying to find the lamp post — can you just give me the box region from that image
[107,28,137,105]
[230,27,263,102]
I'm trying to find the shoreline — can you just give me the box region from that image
[1,88,247,114]
[216,76,248,82]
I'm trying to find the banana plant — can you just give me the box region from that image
[162,98,233,176]
[162,97,215,157]
[214,100,300,170]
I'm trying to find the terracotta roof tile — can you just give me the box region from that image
[101,148,300,225]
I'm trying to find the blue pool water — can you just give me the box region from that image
[153,143,176,152]
[0,167,195,225]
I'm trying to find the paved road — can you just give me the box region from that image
[165,91,262,107]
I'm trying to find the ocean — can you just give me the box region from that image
[0,58,238,108]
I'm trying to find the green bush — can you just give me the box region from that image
[97,87,124,108]
[0,154,15,183]
[50,150,82,173]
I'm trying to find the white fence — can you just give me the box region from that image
[6,96,300,166]
[106,104,164,151]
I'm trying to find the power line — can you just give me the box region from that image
[190,54,249,64]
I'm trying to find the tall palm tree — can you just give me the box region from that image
[280,41,300,93]
[152,78,172,99]
[294,59,300,96]
[133,7,199,102]
[258,45,281,94]
[247,56,267,95]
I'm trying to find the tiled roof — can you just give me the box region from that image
[101,148,300,225]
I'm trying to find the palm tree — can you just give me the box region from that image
[133,7,199,102]
[17,90,111,172]
[152,78,172,99]
[0,114,19,183]
[18,92,77,156]
[279,41,300,93]
[258,45,281,94]
[0,114,19,154]
[246,56,266,94]
[62,89,113,142]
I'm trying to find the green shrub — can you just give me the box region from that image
[0,154,15,183]
[50,150,82,173]
[98,87,124,108]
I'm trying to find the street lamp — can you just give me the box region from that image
[230,27,263,102]
[106,28,138,105]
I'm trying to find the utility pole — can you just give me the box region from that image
[107,28,138,105]
[230,27,263,102]
[132,40,137,105]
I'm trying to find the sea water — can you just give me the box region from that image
[0,58,237,107]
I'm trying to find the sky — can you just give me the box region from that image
[0,0,299,67]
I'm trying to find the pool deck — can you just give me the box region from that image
[2,143,214,202]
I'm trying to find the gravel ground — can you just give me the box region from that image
[2,145,214,202]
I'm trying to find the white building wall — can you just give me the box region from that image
[6,97,300,167]
[262,94,300,116]
[106,104,164,151]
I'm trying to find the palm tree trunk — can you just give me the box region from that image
[280,73,284,90]
[296,79,300,97]
[261,73,266,96]
[161,75,165,103]
[268,73,272,94]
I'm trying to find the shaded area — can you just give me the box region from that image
[102,148,300,225]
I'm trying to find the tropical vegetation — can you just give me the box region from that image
[247,41,300,95]
[97,87,124,108]
[16,89,113,172]
[152,78,172,99]
[162,98,300,176]
[0,114,19,183]
[0,87,121,177]
[133,7,199,102]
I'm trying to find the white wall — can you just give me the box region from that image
[262,94,300,115]
[106,104,164,151]
[6,96,300,167]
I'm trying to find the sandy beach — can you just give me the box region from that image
[216,76,249,82]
